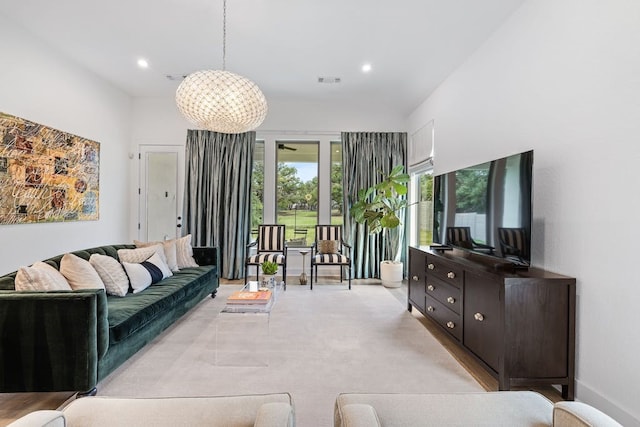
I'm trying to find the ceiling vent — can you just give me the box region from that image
[318,77,341,84]
[166,74,187,81]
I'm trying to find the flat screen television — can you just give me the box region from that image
[432,150,533,267]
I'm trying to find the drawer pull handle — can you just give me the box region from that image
[412,275,419,281]
[447,271,456,279]
[474,313,485,322]
[447,296,455,304]
[446,321,455,329]
[427,284,435,291]
[427,263,435,270]
[427,306,434,312]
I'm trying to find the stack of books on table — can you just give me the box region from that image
[227,290,272,305]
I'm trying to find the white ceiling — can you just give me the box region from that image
[1,0,526,115]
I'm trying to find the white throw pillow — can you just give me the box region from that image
[32,262,72,289]
[118,245,163,264]
[15,263,72,291]
[59,253,105,290]
[122,252,172,293]
[134,239,179,272]
[89,254,130,297]
[174,234,198,268]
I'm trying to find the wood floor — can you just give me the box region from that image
[0,279,562,425]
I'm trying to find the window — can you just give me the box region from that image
[331,141,343,225]
[276,141,319,246]
[250,141,264,236]
[411,169,434,246]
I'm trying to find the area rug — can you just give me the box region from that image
[98,283,484,426]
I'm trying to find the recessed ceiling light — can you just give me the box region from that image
[137,58,149,69]
[361,63,372,73]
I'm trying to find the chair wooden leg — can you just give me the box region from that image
[310,264,314,290]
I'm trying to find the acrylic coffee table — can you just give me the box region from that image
[215,281,283,366]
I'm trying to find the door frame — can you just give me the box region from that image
[138,144,185,241]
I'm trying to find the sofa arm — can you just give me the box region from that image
[6,410,66,427]
[254,402,295,427]
[0,290,103,393]
[192,246,219,269]
[553,402,623,427]
[338,404,381,427]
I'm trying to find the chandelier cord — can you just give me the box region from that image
[222,0,227,71]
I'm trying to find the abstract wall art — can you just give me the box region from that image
[0,112,100,224]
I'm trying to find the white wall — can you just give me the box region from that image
[131,95,407,140]
[408,1,640,425]
[0,15,132,275]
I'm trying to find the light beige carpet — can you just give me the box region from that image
[97,283,484,426]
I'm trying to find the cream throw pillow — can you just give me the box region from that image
[118,245,164,264]
[175,234,198,268]
[89,254,129,297]
[33,262,71,289]
[15,262,72,291]
[134,239,179,272]
[59,253,105,290]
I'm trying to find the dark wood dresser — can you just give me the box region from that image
[408,246,576,399]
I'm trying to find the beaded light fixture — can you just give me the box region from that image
[175,0,267,134]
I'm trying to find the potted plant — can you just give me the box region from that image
[260,260,279,288]
[351,165,410,287]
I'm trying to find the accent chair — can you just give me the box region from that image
[245,224,287,288]
[310,225,351,290]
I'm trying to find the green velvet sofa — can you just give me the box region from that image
[0,244,219,394]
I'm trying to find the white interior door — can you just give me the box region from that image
[139,145,185,242]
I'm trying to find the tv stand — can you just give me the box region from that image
[408,246,576,400]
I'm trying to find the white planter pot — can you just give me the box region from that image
[260,274,276,289]
[380,261,403,288]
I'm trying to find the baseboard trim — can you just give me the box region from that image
[576,379,639,426]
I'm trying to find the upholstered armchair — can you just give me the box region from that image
[245,224,287,288]
[310,225,351,290]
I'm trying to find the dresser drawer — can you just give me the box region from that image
[425,277,461,314]
[425,254,463,288]
[425,295,462,341]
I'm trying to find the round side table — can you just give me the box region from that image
[299,249,310,285]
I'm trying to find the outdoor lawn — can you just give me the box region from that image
[276,209,343,246]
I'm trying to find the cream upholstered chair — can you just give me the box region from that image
[8,393,295,427]
[310,225,351,290]
[245,224,287,288]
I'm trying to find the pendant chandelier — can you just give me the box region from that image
[175,0,267,134]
